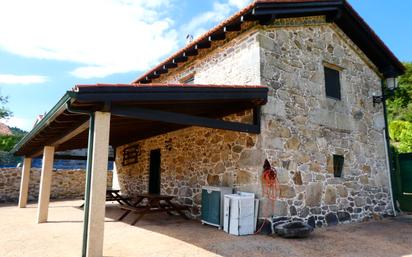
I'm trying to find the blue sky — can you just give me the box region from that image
[0,0,411,131]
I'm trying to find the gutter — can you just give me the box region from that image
[12,92,76,156]
[381,79,398,216]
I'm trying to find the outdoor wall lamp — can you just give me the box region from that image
[373,77,398,107]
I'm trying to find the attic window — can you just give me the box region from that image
[180,73,195,84]
[324,66,341,100]
[333,155,344,178]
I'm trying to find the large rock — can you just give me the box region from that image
[354,197,366,207]
[336,185,348,198]
[305,182,323,207]
[214,162,225,174]
[325,212,339,226]
[324,185,337,205]
[237,170,253,185]
[238,150,264,169]
[207,174,220,186]
[307,216,316,228]
[293,171,303,185]
[273,200,288,216]
[279,185,296,198]
[299,207,310,218]
[277,169,290,184]
[263,135,284,150]
[222,173,233,187]
[285,137,301,150]
[337,211,351,222]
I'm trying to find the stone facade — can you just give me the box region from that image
[0,168,112,203]
[116,111,259,218]
[116,16,394,226]
[258,17,392,226]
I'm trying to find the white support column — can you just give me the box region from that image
[37,146,55,223]
[18,157,32,208]
[86,111,111,257]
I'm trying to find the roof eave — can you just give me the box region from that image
[12,92,76,156]
[133,0,405,84]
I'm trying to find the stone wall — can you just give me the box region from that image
[153,22,261,85]
[257,16,393,227]
[0,168,112,203]
[116,111,259,218]
[116,17,394,226]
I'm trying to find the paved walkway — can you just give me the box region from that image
[0,200,411,257]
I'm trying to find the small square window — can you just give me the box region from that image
[324,67,341,100]
[333,155,344,178]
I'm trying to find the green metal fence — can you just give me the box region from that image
[393,151,412,212]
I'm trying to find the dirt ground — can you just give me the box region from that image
[0,200,411,257]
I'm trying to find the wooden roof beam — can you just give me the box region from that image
[209,33,226,41]
[174,55,188,63]
[195,41,212,49]
[224,23,242,32]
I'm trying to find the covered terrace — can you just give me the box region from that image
[12,83,268,257]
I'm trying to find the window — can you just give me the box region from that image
[324,66,341,100]
[333,155,344,178]
[180,73,195,84]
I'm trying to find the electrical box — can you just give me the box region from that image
[223,192,257,236]
[201,186,233,229]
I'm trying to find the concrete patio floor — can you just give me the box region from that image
[0,200,411,257]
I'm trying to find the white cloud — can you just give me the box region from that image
[228,0,251,9]
[0,117,34,131]
[0,74,48,85]
[182,0,252,39]
[0,0,178,79]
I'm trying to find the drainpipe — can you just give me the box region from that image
[380,79,398,216]
[66,103,95,257]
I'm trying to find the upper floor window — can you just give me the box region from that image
[324,66,341,100]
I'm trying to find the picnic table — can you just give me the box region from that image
[80,189,131,208]
[118,194,190,225]
[105,189,132,205]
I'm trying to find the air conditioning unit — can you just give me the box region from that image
[223,192,258,236]
[201,186,233,229]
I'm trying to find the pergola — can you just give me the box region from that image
[13,84,268,257]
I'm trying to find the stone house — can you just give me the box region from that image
[115,0,404,226]
[13,1,404,255]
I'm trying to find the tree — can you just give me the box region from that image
[387,62,412,122]
[387,62,412,153]
[389,120,412,153]
[0,95,12,119]
[0,93,24,167]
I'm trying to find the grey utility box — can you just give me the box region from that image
[201,186,233,229]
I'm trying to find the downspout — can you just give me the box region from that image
[380,79,398,216]
[66,103,95,257]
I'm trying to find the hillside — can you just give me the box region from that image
[0,122,12,136]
